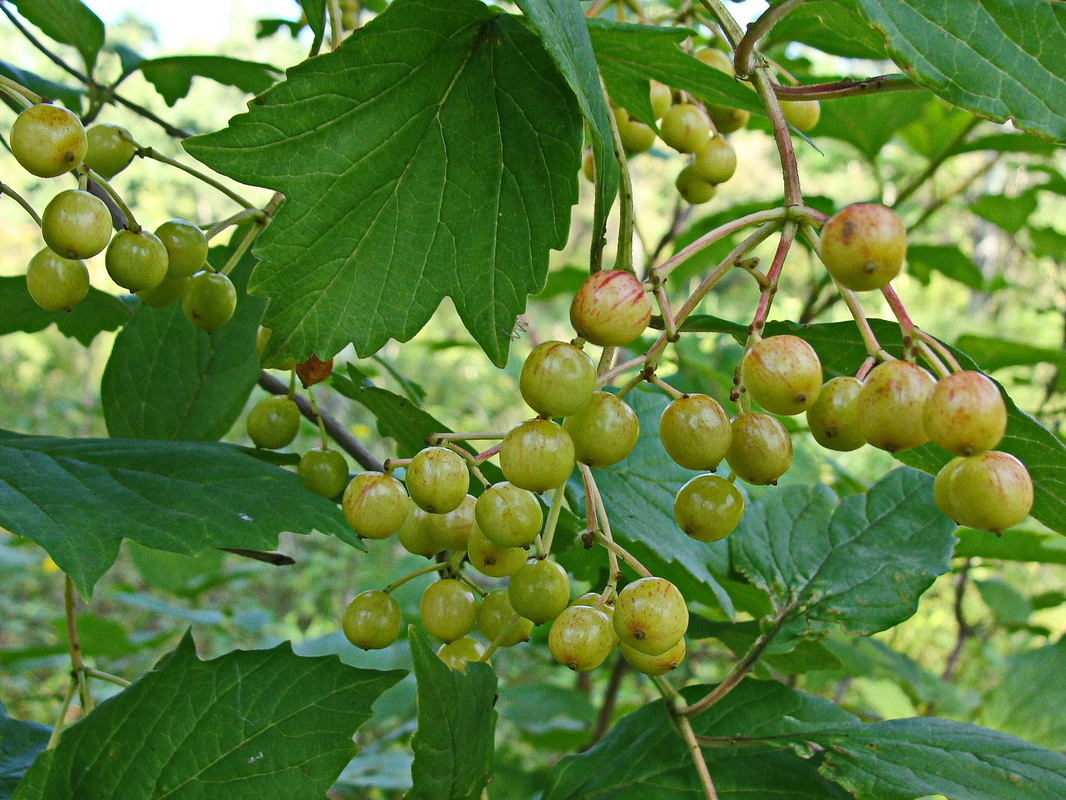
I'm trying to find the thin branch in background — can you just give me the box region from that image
[583,654,628,750]
[942,558,973,681]
[892,117,982,208]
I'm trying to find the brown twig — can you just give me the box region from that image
[942,558,973,681]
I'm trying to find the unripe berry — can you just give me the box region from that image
[660,103,711,154]
[819,204,907,292]
[520,340,596,418]
[11,104,86,178]
[437,638,486,672]
[500,419,575,493]
[297,447,349,498]
[478,589,533,647]
[474,482,543,548]
[946,451,1033,533]
[25,248,89,311]
[659,394,732,471]
[137,277,187,308]
[690,135,736,185]
[674,474,745,542]
[342,590,401,650]
[570,270,651,347]
[396,503,441,557]
[581,148,595,183]
[246,395,300,449]
[84,123,137,179]
[858,360,936,453]
[649,80,672,119]
[613,106,656,155]
[548,605,616,672]
[923,371,1007,456]
[42,189,112,259]
[342,471,410,539]
[563,392,639,467]
[613,577,688,656]
[707,104,750,134]
[740,335,823,415]
[620,637,685,676]
[428,494,478,551]
[420,578,478,643]
[508,559,570,625]
[156,219,209,279]
[725,412,793,485]
[806,376,866,451]
[182,270,236,332]
[933,457,965,521]
[105,229,169,293]
[695,48,733,73]
[675,166,717,205]
[406,446,470,513]
[782,99,821,132]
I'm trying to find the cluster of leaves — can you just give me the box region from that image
[2,0,1066,798]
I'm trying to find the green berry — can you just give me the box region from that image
[137,277,187,308]
[406,446,470,514]
[782,99,821,132]
[420,578,478,643]
[675,166,717,205]
[11,104,86,178]
[41,189,112,259]
[427,494,477,551]
[695,48,733,73]
[297,447,348,498]
[673,474,745,542]
[806,376,866,451]
[659,394,733,471]
[690,135,736,185]
[613,577,688,656]
[945,451,1033,533]
[933,456,965,522]
[581,148,595,183]
[474,482,543,548]
[500,419,575,493]
[437,638,486,672]
[342,590,401,650]
[548,605,615,672]
[181,270,236,332]
[342,471,410,539]
[25,248,89,311]
[520,340,596,418]
[819,204,907,292]
[620,637,685,676]
[858,360,936,453]
[649,80,672,119]
[396,503,441,557]
[478,589,533,647]
[563,392,639,467]
[740,335,823,416]
[508,559,570,625]
[105,229,169,292]
[155,219,209,279]
[570,270,651,348]
[246,395,300,449]
[707,104,750,134]
[467,525,527,578]
[660,103,711,154]
[84,123,137,179]
[923,371,1006,456]
[613,106,656,155]
[725,412,793,485]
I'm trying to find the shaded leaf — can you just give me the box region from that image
[974,578,1032,629]
[0,278,132,346]
[978,638,1066,750]
[0,430,358,596]
[954,132,1062,156]
[814,86,930,160]
[406,626,496,800]
[955,528,1066,565]
[0,702,49,799]
[100,245,264,441]
[572,384,734,616]
[186,0,582,367]
[906,244,986,290]
[12,634,405,800]
[970,191,1039,236]
[516,0,619,269]
[128,55,281,106]
[0,61,83,112]
[730,469,956,652]
[764,0,889,60]
[298,0,327,54]
[690,618,843,673]
[853,0,1066,142]
[497,683,596,751]
[952,334,1066,373]
[9,0,104,73]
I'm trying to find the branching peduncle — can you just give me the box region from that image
[652,207,786,281]
[537,483,568,557]
[84,168,139,231]
[748,221,797,335]
[0,72,37,106]
[383,560,454,594]
[138,148,256,209]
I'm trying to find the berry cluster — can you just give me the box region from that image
[9,103,237,331]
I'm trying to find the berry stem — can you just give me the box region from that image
[733,0,806,78]
[678,714,720,800]
[652,208,785,281]
[748,221,798,335]
[648,374,685,399]
[596,353,647,388]
[137,147,256,209]
[592,517,652,578]
[915,329,963,373]
[63,575,94,714]
[430,432,507,442]
[579,463,622,597]
[85,168,140,231]
[596,346,618,378]
[83,667,131,688]
[480,613,523,662]
[307,386,329,450]
[218,220,262,276]
[456,570,488,598]
[536,483,568,558]
[880,283,916,340]
[0,181,42,226]
[204,208,267,241]
[654,285,679,341]
[473,442,502,464]
[0,73,37,106]
[46,679,77,750]
[382,560,453,594]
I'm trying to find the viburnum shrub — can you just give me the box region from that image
[1,1,1065,798]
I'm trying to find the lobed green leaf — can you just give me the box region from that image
[9,0,104,74]
[0,278,132,346]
